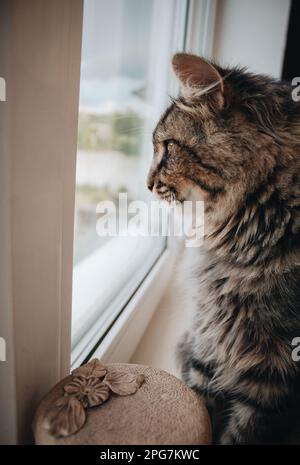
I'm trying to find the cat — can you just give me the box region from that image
[147,53,300,444]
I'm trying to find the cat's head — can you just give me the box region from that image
[147,53,291,220]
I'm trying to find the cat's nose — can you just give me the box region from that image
[147,180,154,192]
[147,170,155,191]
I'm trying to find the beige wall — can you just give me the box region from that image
[0,1,17,445]
[0,0,83,444]
[213,0,291,77]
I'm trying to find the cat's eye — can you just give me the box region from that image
[165,140,175,151]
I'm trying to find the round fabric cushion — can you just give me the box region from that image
[33,363,211,445]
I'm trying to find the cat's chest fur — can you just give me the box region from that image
[185,244,296,374]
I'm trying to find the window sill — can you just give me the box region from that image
[86,238,183,366]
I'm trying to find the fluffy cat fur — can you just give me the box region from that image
[147,53,300,444]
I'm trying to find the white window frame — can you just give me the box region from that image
[0,0,216,444]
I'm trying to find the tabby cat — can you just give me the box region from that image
[147,53,300,444]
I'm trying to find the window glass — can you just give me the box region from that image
[72,0,178,366]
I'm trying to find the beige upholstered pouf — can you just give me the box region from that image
[33,363,211,445]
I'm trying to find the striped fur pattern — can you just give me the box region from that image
[147,54,300,444]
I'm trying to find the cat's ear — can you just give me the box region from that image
[172,53,224,109]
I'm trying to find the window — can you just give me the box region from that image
[71,0,189,367]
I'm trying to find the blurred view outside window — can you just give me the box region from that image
[75,0,155,263]
[72,0,177,364]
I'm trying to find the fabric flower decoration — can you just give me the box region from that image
[43,396,86,438]
[43,359,145,438]
[64,376,110,408]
